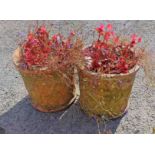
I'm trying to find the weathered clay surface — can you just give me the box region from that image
[13,49,74,112]
[79,66,139,118]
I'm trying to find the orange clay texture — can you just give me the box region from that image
[13,48,74,112]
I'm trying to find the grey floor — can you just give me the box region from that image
[0,21,155,134]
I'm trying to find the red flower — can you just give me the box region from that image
[131,34,137,42]
[119,57,125,64]
[138,37,142,43]
[114,36,119,44]
[124,64,128,70]
[52,34,58,41]
[22,25,78,69]
[92,60,100,70]
[104,32,111,41]
[111,31,115,36]
[96,24,104,33]
[28,33,34,41]
[70,31,75,36]
[100,24,104,30]
[40,26,47,33]
[86,23,142,74]
[107,24,113,31]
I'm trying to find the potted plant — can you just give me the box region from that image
[13,25,83,112]
[79,23,143,119]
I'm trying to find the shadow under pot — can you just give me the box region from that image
[79,65,139,119]
[13,48,75,112]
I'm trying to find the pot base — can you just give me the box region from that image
[31,101,73,113]
[80,106,128,120]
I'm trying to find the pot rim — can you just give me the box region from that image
[80,65,140,78]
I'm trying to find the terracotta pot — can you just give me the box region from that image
[13,48,78,112]
[79,65,139,119]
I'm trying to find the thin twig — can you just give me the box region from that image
[59,67,80,120]
[96,117,101,134]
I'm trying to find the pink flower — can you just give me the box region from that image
[124,64,129,70]
[104,32,111,41]
[111,31,115,36]
[100,24,104,30]
[107,24,113,31]
[120,57,125,64]
[131,34,137,42]
[40,26,47,33]
[96,24,104,33]
[70,31,75,36]
[28,33,34,41]
[138,37,142,43]
[52,34,57,41]
[114,36,119,44]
